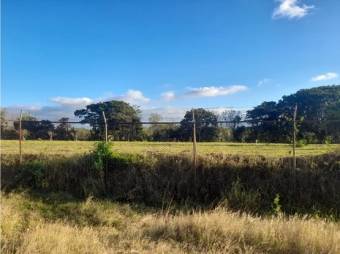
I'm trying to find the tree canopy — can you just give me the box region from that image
[246,85,340,143]
[74,100,143,140]
[13,114,54,140]
[178,108,218,141]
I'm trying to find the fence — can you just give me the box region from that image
[2,109,340,172]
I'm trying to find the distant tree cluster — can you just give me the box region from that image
[1,85,339,143]
[244,85,340,143]
[1,110,17,139]
[0,110,91,141]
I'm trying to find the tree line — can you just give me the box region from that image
[1,85,339,143]
[0,114,91,141]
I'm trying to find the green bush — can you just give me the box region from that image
[296,139,307,147]
[15,160,47,189]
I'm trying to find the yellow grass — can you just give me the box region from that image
[1,192,339,254]
[1,140,339,157]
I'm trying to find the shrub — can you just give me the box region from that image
[296,139,307,147]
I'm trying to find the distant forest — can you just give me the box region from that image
[1,85,340,144]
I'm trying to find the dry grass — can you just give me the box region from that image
[1,140,339,157]
[145,211,340,253]
[1,192,339,254]
[2,146,340,215]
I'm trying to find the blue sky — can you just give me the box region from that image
[2,0,340,119]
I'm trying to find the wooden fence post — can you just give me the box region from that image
[102,111,108,142]
[292,104,298,171]
[19,110,23,164]
[192,109,197,169]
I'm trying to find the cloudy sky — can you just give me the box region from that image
[2,0,340,120]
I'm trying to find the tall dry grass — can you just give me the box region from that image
[2,145,340,216]
[1,192,339,254]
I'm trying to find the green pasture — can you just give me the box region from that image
[1,140,338,157]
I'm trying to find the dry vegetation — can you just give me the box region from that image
[1,142,340,253]
[1,192,340,254]
[1,140,339,157]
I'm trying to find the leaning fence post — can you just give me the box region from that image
[192,109,197,169]
[102,111,108,142]
[292,104,298,171]
[19,110,23,164]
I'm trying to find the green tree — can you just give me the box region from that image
[14,114,54,140]
[74,100,143,141]
[54,117,75,140]
[179,108,218,141]
[247,85,340,143]
[0,109,17,139]
[219,110,242,129]
[145,113,178,141]
[246,101,287,142]
[73,128,91,141]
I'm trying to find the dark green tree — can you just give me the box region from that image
[179,108,218,141]
[14,115,54,140]
[54,117,75,140]
[74,100,143,140]
[247,85,340,143]
[246,101,288,142]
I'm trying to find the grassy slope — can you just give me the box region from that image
[1,140,339,157]
[1,192,339,254]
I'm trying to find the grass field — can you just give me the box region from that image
[2,192,339,254]
[1,140,339,157]
[2,141,340,253]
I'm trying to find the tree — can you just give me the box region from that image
[144,113,178,141]
[218,110,244,141]
[178,108,218,141]
[277,85,340,143]
[74,100,143,141]
[246,85,340,143]
[246,101,286,142]
[54,117,75,140]
[147,113,163,137]
[149,113,162,123]
[1,109,8,133]
[73,128,91,141]
[13,114,54,140]
[219,110,242,129]
[0,109,17,139]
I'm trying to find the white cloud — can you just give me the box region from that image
[311,72,338,82]
[186,85,247,97]
[120,89,150,105]
[257,78,271,87]
[272,0,314,19]
[51,90,150,108]
[51,97,94,107]
[142,107,248,122]
[142,107,187,121]
[3,105,79,121]
[161,91,176,101]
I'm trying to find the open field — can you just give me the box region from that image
[1,140,339,157]
[2,192,340,254]
[2,142,340,253]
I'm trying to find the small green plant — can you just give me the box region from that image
[272,194,282,215]
[296,139,307,147]
[16,160,47,189]
[223,179,261,212]
[93,142,112,171]
[324,136,333,145]
[91,142,113,194]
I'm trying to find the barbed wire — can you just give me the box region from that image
[4,119,340,124]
